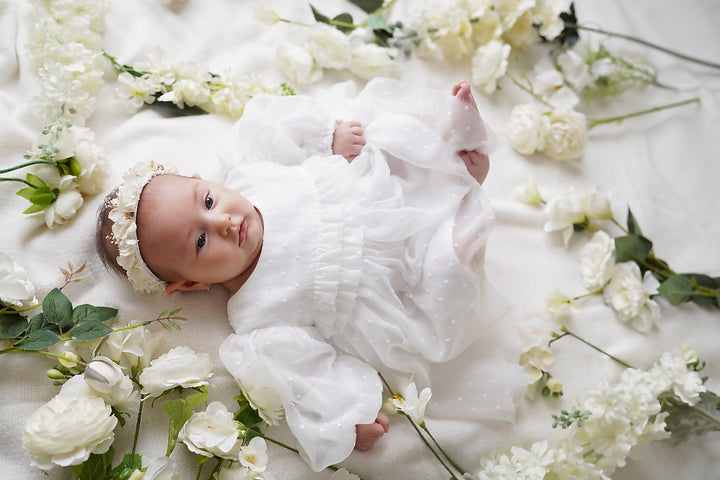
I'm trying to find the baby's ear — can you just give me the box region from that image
[165,280,210,295]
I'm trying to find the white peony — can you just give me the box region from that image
[471,40,511,94]
[349,44,399,80]
[22,376,117,470]
[306,23,351,70]
[506,103,550,154]
[0,252,38,310]
[580,231,616,291]
[603,262,661,332]
[542,109,588,161]
[391,381,431,426]
[543,186,585,246]
[179,402,242,459]
[276,42,323,84]
[84,356,140,413]
[139,346,212,397]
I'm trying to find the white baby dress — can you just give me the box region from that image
[217,78,523,471]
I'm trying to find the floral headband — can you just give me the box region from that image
[108,160,177,294]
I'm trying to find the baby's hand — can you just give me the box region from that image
[459,149,490,185]
[333,120,365,162]
[354,413,389,451]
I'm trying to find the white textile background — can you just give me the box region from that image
[1,0,719,479]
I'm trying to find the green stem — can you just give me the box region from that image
[567,23,720,70]
[0,177,40,188]
[587,97,700,128]
[251,430,340,472]
[420,423,464,474]
[506,71,556,109]
[130,398,144,458]
[572,289,604,301]
[0,159,57,175]
[378,374,461,480]
[610,216,629,234]
[549,327,634,369]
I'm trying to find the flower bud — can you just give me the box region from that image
[546,377,563,393]
[58,351,79,368]
[46,368,66,380]
[84,356,125,394]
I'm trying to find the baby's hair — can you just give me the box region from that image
[95,187,125,278]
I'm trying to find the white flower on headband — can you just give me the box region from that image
[109,160,177,294]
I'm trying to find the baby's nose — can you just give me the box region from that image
[216,213,231,235]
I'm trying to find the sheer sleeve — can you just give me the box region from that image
[218,93,338,167]
[218,326,383,472]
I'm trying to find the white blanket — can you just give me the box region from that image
[2,0,719,479]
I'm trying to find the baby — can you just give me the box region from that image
[97,78,509,471]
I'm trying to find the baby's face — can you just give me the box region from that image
[136,174,264,291]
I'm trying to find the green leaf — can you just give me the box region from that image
[15,329,60,350]
[27,312,52,333]
[162,386,209,456]
[25,173,48,189]
[626,208,643,236]
[0,313,28,339]
[108,453,142,480]
[68,157,82,177]
[332,13,354,33]
[349,0,383,14]
[68,321,112,341]
[29,186,56,206]
[15,187,36,200]
[551,2,579,46]
[72,449,114,480]
[367,14,393,34]
[309,4,331,24]
[684,273,720,306]
[73,304,118,325]
[662,390,720,444]
[614,234,653,264]
[42,288,74,332]
[657,275,694,305]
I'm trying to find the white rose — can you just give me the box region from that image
[543,186,585,246]
[22,376,117,470]
[506,103,550,154]
[0,252,38,310]
[179,402,242,459]
[349,44,399,80]
[580,231,616,291]
[235,377,285,425]
[471,40,511,94]
[104,320,163,370]
[72,126,110,194]
[84,356,140,413]
[542,109,587,161]
[603,262,661,332]
[144,456,180,480]
[139,346,212,397]
[276,42,323,84]
[44,175,84,228]
[306,23,351,70]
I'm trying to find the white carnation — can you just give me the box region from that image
[603,262,661,332]
[580,231,616,291]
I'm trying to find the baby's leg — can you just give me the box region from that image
[453,81,489,185]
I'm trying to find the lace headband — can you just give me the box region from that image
[108,160,177,294]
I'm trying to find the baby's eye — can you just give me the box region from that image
[204,194,214,209]
[197,233,206,251]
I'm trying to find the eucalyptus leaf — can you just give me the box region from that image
[15,329,60,350]
[614,234,652,264]
[0,313,28,339]
[662,390,720,444]
[349,0,383,14]
[657,275,694,305]
[42,288,74,332]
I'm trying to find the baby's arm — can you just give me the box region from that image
[355,412,389,451]
[333,121,366,162]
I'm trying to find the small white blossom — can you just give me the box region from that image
[471,40,511,94]
[253,4,280,25]
[179,402,243,459]
[276,43,323,84]
[544,290,576,321]
[410,3,474,60]
[514,177,543,205]
[0,253,38,310]
[103,320,164,370]
[543,186,585,246]
[44,176,84,228]
[306,23,351,70]
[239,437,268,473]
[116,72,160,112]
[392,381,431,426]
[144,457,180,480]
[582,186,613,220]
[84,356,140,413]
[349,44,399,80]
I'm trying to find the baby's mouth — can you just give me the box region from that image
[238,219,247,246]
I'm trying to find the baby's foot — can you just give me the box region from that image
[452,80,478,112]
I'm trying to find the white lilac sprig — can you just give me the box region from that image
[104,51,294,120]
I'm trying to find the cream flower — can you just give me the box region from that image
[580,231,616,291]
[276,42,323,84]
[349,44,399,80]
[234,377,285,425]
[650,349,705,404]
[139,346,213,397]
[44,176,84,228]
[530,0,564,39]
[410,3,474,59]
[471,40,511,94]
[144,456,179,480]
[84,356,140,413]
[544,290,576,321]
[253,4,280,25]
[0,253,38,310]
[116,71,159,112]
[50,125,109,195]
[239,437,268,473]
[603,262,661,332]
[391,381,431,426]
[103,320,164,370]
[22,376,117,470]
[506,103,550,154]
[543,186,585,246]
[179,402,242,459]
[542,109,588,161]
[306,23,351,70]
[557,49,593,92]
[581,186,613,220]
[514,176,543,205]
